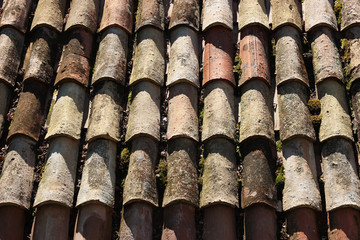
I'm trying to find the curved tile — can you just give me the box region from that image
[167,26,199,88]
[0,0,32,32]
[64,0,100,33]
[169,0,200,31]
[31,0,67,32]
[99,0,134,34]
[135,0,164,32]
[303,0,337,32]
[0,83,11,138]
[341,0,360,31]
[347,27,360,88]
[202,0,233,31]
[271,0,302,32]
[238,0,269,31]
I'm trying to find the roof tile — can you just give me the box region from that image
[347,27,360,88]
[0,0,32,32]
[202,0,233,31]
[135,0,165,32]
[64,0,100,33]
[0,82,11,138]
[271,0,302,32]
[99,0,134,34]
[169,0,200,31]
[340,0,360,31]
[238,0,269,31]
[303,0,337,32]
[30,0,67,32]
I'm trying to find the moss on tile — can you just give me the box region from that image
[276,140,282,152]
[334,1,343,25]
[307,98,321,115]
[233,55,242,75]
[156,158,167,188]
[275,165,285,191]
[311,114,322,128]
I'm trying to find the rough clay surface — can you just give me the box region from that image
[65,0,100,33]
[135,0,165,32]
[200,138,238,208]
[238,0,269,31]
[278,82,316,142]
[169,0,200,31]
[275,25,309,87]
[303,0,337,32]
[318,79,353,143]
[46,82,86,141]
[0,136,36,209]
[34,137,79,207]
[99,0,134,34]
[31,0,67,32]
[341,0,360,31]
[163,138,199,207]
[0,83,11,138]
[167,83,198,141]
[271,0,302,31]
[167,26,199,88]
[76,139,117,207]
[240,79,274,143]
[202,0,233,31]
[126,81,161,142]
[282,138,322,211]
[92,27,128,86]
[322,138,360,211]
[202,81,236,142]
[0,0,32,32]
[348,27,360,87]
[130,27,165,87]
[123,137,159,207]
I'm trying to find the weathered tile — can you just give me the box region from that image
[31,0,67,32]
[347,27,360,88]
[76,139,117,207]
[7,82,48,142]
[244,205,277,239]
[64,0,100,33]
[311,27,343,85]
[34,137,79,207]
[0,83,11,138]
[99,0,134,34]
[163,138,198,207]
[61,29,93,58]
[167,26,199,88]
[92,27,128,86]
[322,138,360,211]
[0,0,32,32]
[135,0,164,32]
[238,0,269,31]
[169,0,199,31]
[351,81,360,139]
[341,0,360,31]
[86,81,123,142]
[24,27,58,85]
[129,27,165,87]
[202,81,236,142]
[203,26,235,87]
[303,0,337,32]
[200,138,238,208]
[282,138,322,211]
[241,138,277,209]
[0,27,24,87]
[328,208,360,240]
[275,25,309,88]
[122,137,158,207]
[167,83,198,141]
[239,79,274,143]
[286,208,319,240]
[318,79,353,143]
[202,0,233,31]
[271,0,302,31]
[0,136,36,209]
[239,26,270,87]
[278,82,315,142]
[125,81,160,142]
[45,82,86,141]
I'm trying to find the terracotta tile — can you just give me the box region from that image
[45,82,86,141]
[167,26,199,88]
[351,81,360,139]
[167,83,198,141]
[341,0,360,31]
[0,0,32,32]
[275,25,309,88]
[244,204,277,240]
[125,81,161,142]
[202,81,236,142]
[86,81,123,143]
[162,203,196,240]
[64,0,101,33]
[271,0,302,32]
[92,27,128,86]
[239,79,274,144]
[74,203,112,240]
[202,0,233,31]
[241,138,277,209]
[31,0,67,32]
[7,81,48,142]
[329,208,360,240]
[287,208,319,240]
[0,82,11,138]
[200,138,238,208]
[0,27,24,87]
[238,0,269,31]
[321,138,360,211]
[0,136,36,209]
[135,0,165,32]
[278,82,315,142]
[318,79,353,143]
[122,137,159,207]
[0,206,25,240]
[282,138,321,211]
[98,0,134,34]
[62,29,93,59]
[76,139,117,208]
[129,27,165,87]
[203,205,236,240]
[347,27,360,88]
[203,26,235,87]
[169,0,199,31]
[163,138,198,207]
[303,0,337,32]
[239,26,270,87]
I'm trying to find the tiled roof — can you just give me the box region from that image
[0,0,360,239]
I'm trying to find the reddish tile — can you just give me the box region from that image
[0,0,32,32]
[329,208,360,240]
[0,206,25,240]
[135,0,164,32]
[244,204,277,240]
[287,208,319,240]
[203,205,236,240]
[99,0,134,34]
